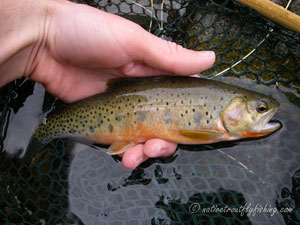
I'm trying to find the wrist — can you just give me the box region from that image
[0,0,49,86]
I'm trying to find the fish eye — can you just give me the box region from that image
[256,100,268,113]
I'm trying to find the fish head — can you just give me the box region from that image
[221,95,281,139]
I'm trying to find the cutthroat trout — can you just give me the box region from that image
[28,76,280,155]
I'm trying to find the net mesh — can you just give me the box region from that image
[0,0,300,224]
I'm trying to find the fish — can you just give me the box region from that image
[27,76,281,156]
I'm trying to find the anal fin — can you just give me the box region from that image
[107,142,135,155]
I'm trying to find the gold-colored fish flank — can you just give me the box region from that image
[29,76,280,155]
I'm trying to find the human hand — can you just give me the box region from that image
[1,0,215,169]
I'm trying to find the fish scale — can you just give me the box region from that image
[27,76,280,155]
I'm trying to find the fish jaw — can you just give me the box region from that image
[241,109,281,138]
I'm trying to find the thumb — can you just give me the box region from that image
[134,32,215,75]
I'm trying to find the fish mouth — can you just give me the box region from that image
[241,109,281,138]
[256,109,281,133]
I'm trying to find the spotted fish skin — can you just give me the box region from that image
[29,76,279,155]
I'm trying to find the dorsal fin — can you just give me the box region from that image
[106,78,139,92]
[106,78,122,91]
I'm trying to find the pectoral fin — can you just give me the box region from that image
[179,130,222,141]
[107,142,135,155]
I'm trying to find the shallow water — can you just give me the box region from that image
[0,77,299,225]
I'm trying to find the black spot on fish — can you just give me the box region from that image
[90,126,94,132]
[166,102,169,105]
[137,111,147,121]
[115,116,121,122]
[109,124,113,132]
[192,108,195,112]
[181,100,184,104]
[213,106,216,111]
[185,110,188,114]
[181,113,184,117]
[69,128,76,134]
[207,120,209,124]
[206,111,208,116]
[204,103,206,107]
[210,115,213,119]
[188,122,191,126]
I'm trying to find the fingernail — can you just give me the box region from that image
[197,51,215,59]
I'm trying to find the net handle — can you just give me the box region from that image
[234,0,300,33]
